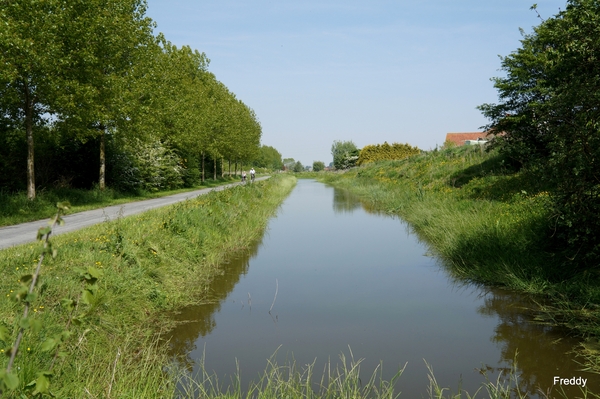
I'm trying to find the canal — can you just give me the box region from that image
[168,179,599,397]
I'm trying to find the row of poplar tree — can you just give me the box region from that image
[0,0,263,198]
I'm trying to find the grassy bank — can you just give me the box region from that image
[0,175,296,397]
[318,146,600,365]
[0,178,245,228]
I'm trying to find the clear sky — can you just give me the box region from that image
[145,0,566,166]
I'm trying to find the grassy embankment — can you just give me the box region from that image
[318,146,600,364]
[0,164,590,399]
[0,175,295,398]
[0,177,251,228]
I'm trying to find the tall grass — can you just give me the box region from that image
[0,175,296,397]
[171,350,594,399]
[175,349,404,399]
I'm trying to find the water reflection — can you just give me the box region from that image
[332,187,362,214]
[333,184,600,395]
[167,240,262,371]
[166,180,598,397]
[477,287,599,396]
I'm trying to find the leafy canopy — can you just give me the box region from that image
[478,0,600,268]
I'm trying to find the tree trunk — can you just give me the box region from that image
[25,84,35,200]
[234,160,238,177]
[201,151,205,183]
[228,159,231,177]
[213,157,216,180]
[99,126,106,190]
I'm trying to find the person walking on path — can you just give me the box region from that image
[250,168,256,183]
[242,171,247,184]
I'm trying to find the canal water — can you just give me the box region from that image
[167,179,599,397]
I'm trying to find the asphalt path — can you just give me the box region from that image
[0,176,270,250]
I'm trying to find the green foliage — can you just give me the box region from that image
[478,0,600,268]
[292,161,304,173]
[357,142,420,165]
[312,161,325,172]
[255,145,284,170]
[126,139,184,192]
[331,140,359,169]
[0,202,87,397]
[0,1,263,196]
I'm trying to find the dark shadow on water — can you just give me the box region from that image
[165,239,263,371]
[475,286,600,397]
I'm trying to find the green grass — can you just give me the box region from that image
[0,177,244,227]
[318,146,600,370]
[0,175,296,397]
[1,168,597,398]
[172,350,595,399]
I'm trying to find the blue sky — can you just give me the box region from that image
[145,1,566,165]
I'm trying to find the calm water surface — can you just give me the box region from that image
[168,179,600,397]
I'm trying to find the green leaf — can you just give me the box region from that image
[25,292,38,303]
[0,325,10,341]
[32,372,51,395]
[3,371,19,390]
[87,266,103,280]
[19,317,30,329]
[41,338,57,352]
[37,226,51,240]
[20,274,33,283]
[57,201,71,211]
[61,298,75,311]
[29,319,42,334]
[81,289,94,305]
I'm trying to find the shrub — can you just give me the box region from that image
[357,142,420,165]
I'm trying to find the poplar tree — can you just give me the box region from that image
[57,0,155,190]
[0,0,64,199]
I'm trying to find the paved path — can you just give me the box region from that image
[0,176,269,250]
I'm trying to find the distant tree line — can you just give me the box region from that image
[0,0,280,197]
[479,0,600,268]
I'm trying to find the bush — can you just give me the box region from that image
[357,142,420,165]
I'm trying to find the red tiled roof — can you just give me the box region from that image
[445,132,490,146]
